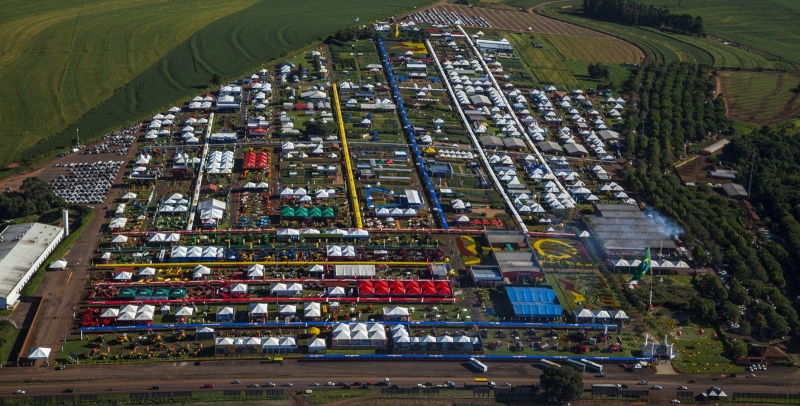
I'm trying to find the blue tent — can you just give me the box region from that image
[505,287,563,318]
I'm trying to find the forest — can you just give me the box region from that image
[730,123,800,273]
[615,64,798,336]
[0,177,65,220]
[582,0,705,35]
[620,61,728,166]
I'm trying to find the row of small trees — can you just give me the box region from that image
[582,0,705,35]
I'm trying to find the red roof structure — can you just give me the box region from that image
[421,281,436,296]
[405,281,421,295]
[357,281,374,295]
[375,280,390,295]
[389,280,405,295]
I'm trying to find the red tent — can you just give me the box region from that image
[250,128,268,134]
[357,281,374,295]
[375,280,390,295]
[405,280,421,295]
[435,281,452,296]
[421,280,436,296]
[389,280,405,295]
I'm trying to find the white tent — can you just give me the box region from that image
[28,347,51,360]
[175,307,194,316]
[111,235,128,243]
[114,271,133,281]
[248,264,264,279]
[49,260,68,270]
[139,267,157,276]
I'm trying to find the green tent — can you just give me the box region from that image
[152,288,170,298]
[294,206,308,217]
[322,207,335,218]
[309,207,322,218]
[281,207,294,217]
[169,288,187,298]
[118,288,136,299]
[135,288,153,297]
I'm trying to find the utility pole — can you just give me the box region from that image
[747,149,755,199]
[76,128,80,147]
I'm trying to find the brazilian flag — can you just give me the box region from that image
[632,247,650,280]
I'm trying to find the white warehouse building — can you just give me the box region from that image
[0,223,65,309]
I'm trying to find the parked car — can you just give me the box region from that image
[55,365,66,370]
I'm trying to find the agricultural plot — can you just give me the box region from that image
[544,34,640,65]
[635,0,800,64]
[718,71,800,123]
[504,32,581,87]
[5,0,429,168]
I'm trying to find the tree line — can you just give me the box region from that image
[582,0,705,35]
[0,177,65,220]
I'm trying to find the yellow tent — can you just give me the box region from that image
[308,327,321,336]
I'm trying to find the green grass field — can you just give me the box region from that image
[537,4,783,71]
[719,70,800,122]
[0,0,430,167]
[634,0,800,65]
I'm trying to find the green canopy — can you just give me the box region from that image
[294,207,308,217]
[281,207,295,217]
[322,207,335,218]
[152,288,170,297]
[118,288,136,299]
[309,207,322,218]
[135,288,153,297]
[169,288,187,298]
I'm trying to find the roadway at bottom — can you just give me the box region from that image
[0,359,797,398]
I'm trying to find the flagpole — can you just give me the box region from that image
[648,246,652,310]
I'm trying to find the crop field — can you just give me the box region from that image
[505,32,581,86]
[537,4,785,70]
[503,31,637,88]
[429,3,609,38]
[718,71,800,123]
[0,0,429,168]
[544,34,641,64]
[635,0,800,64]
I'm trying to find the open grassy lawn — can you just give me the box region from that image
[0,0,430,168]
[0,321,26,364]
[634,0,800,65]
[718,70,800,123]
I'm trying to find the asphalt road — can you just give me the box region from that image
[1,360,798,398]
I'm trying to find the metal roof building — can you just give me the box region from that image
[0,223,65,309]
[505,287,563,318]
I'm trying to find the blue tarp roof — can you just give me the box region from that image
[506,287,563,317]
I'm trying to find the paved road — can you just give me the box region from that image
[1,359,798,397]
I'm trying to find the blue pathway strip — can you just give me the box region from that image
[376,37,449,229]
